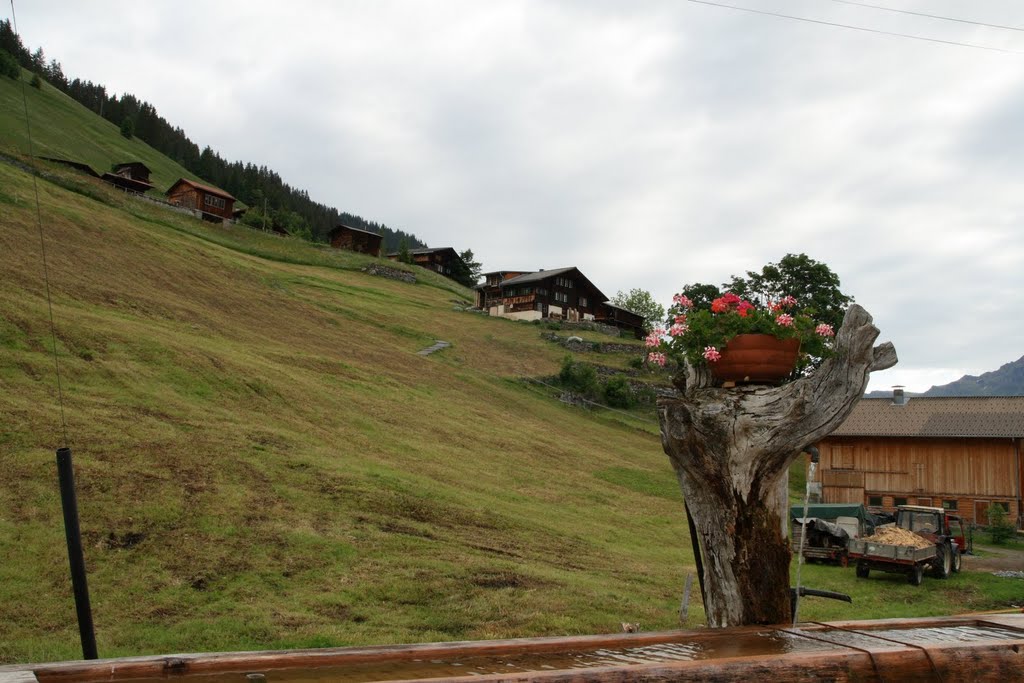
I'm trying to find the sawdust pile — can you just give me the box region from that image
[862,527,933,549]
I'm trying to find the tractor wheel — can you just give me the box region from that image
[909,564,924,586]
[952,547,962,574]
[932,544,952,579]
[855,563,869,579]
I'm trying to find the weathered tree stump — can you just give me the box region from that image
[657,304,897,627]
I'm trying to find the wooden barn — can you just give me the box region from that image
[165,178,236,222]
[815,391,1024,528]
[489,267,607,323]
[596,302,647,339]
[329,224,383,256]
[475,270,533,309]
[102,161,154,194]
[386,247,464,280]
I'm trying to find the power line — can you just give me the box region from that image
[830,0,1024,33]
[684,0,1023,54]
[10,0,70,448]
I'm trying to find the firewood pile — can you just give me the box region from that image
[861,527,933,549]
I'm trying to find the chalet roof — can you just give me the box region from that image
[331,224,382,238]
[113,161,151,173]
[165,178,236,201]
[601,302,643,317]
[410,247,457,255]
[830,396,1024,439]
[385,247,462,261]
[482,270,533,277]
[500,267,609,302]
[499,267,577,286]
[41,157,100,178]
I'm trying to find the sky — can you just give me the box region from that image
[8,0,1024,392]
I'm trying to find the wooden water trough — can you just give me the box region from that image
[1,614,1022,683]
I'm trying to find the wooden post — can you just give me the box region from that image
[658,304,897,627]
[679,573,694,625]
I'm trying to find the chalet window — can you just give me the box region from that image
[868,495,883,507]
[555,276,575,289]
[894,497,908,507]
[204,194,227,209]
[993,501,1010,513]
[554,291,568,304]
[942,500,958,511]
[536,288,547,296]
[579,296,588,307]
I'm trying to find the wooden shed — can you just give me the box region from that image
[165,178,236,222]
[815,392,1024,528]
[111,162,152,184]
[102,161,154,194]
[329,224,383,256]
[596,302,647,339]
[386,247,465,281]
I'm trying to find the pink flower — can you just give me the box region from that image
[780,295,798,308]
[711,297,729,314]
[815,323,835,337]
[776,313,794,327]
[647,352,667,367]
[674,314,687,325]
[644,327,664,347]
[703,346,721,362]
[672,294,693,308]
[736,300,755,317]
[768,300,783,313]
[668,323,689,337]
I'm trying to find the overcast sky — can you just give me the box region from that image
[9,1,1024,392]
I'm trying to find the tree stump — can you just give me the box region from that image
[657,304,897,627]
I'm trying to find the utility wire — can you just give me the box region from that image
[10,0,71,449]
[830,0,1024,33]
[685,0,1023,53]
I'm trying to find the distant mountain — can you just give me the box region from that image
[866,354,1024,398]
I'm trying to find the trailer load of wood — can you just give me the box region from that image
[859,526,933,549]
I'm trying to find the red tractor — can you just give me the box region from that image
[894,505,967,578]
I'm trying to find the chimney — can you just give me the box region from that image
[892,385,907,406]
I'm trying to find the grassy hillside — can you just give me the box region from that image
[0,72,215,196]
[0,155,695,664]
[2,73,1020,667]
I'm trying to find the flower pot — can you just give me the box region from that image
[710,334,800,384]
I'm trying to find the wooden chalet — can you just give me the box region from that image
[329,224,383,257]
[596,302,647,339]
[386,247,464,280]
[102,161,154,194]
[165,178,236,222]
[490,267,607,322]
[815,391,1024,528]
[475,270,533,309]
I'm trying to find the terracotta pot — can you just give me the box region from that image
[710,334,800,384]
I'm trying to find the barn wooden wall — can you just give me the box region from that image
[816,436,1021,526]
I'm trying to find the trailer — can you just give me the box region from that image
[848,537,937,585]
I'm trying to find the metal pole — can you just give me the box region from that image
[56,447,98,660]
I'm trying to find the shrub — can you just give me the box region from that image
[29,72,41,89]
[987,504,1015,545]
[627,356,646,371]
[558,355,598,396]
[602,375,635,409]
